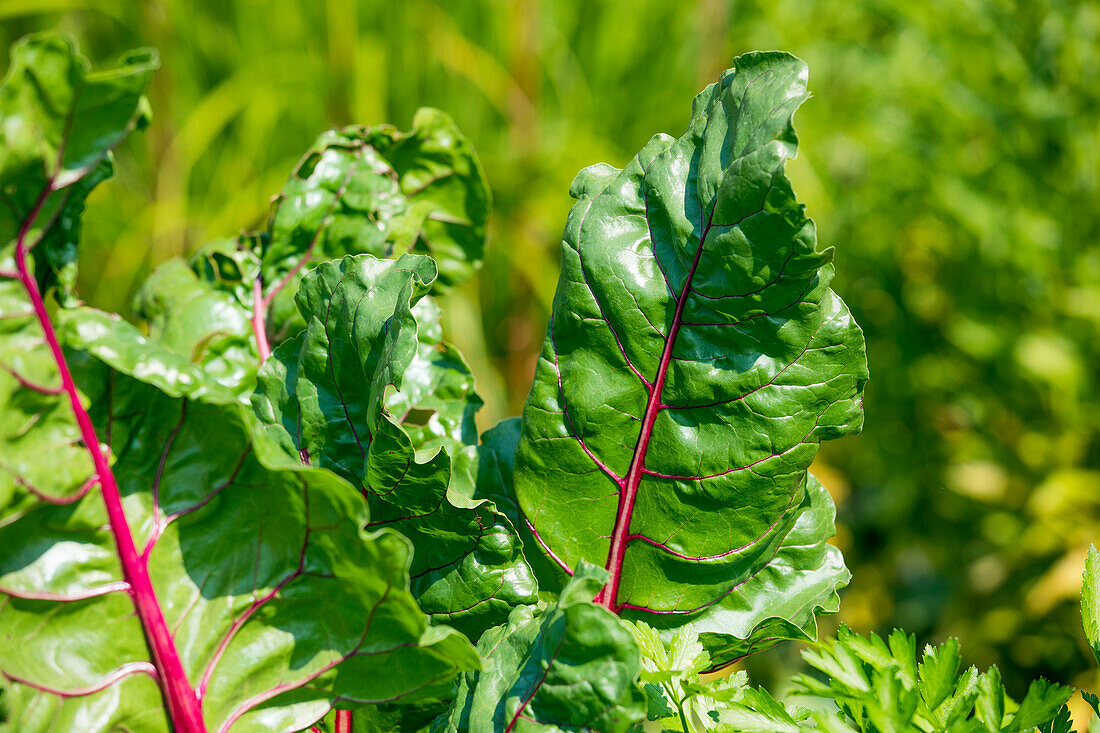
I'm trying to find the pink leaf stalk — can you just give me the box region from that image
[12,185,207,732]
[594,216,712,612]
[248,141,364,366]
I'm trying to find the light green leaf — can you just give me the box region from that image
[715,687,801,733]
[1083,545,1100,668]
[0,358,479,732]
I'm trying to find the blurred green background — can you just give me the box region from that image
[3,0,1098,705]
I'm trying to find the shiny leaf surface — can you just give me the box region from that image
[260,107,490,298]
[513,52,866,662]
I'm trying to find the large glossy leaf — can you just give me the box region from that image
[250,254,537,639]
[438,562,646,733]
[0,360,479,732]
[512,52,867,663]
[460,420,848,663]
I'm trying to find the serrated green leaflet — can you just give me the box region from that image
[512,51,866,661]
[788,626,1072,733]
[250,254,537,639]
[438,562,645,733]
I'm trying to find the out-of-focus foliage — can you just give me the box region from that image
[3,0,1097,700]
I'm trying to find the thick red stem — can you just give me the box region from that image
[334,710,353,733]
[595,221,711,612]
[15,188,207,731]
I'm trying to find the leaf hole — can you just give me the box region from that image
[401,408,436,427]
[295,152,322,180]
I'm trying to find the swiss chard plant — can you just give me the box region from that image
[0,29,1091,733]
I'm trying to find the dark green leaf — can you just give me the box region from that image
[438,562,645,732]
[642,682,677,721]
[1037,705,1073,733]
[1082,690,1100,718]
[512,51,866,664]
[0,32,156,301]
[250,254,537,639]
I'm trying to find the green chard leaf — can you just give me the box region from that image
[250,254,537,639]
[0,30,155,591]
[0,364,478,732]
[437,562,646,733]
[58,237,264,407]
[260,107,490,294]
[0,32,156,303]
[106,105,490,381]
[0,33,477,732]
[1082,545,1100,668]
[511,51,866,664]
[250,107,491,356]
